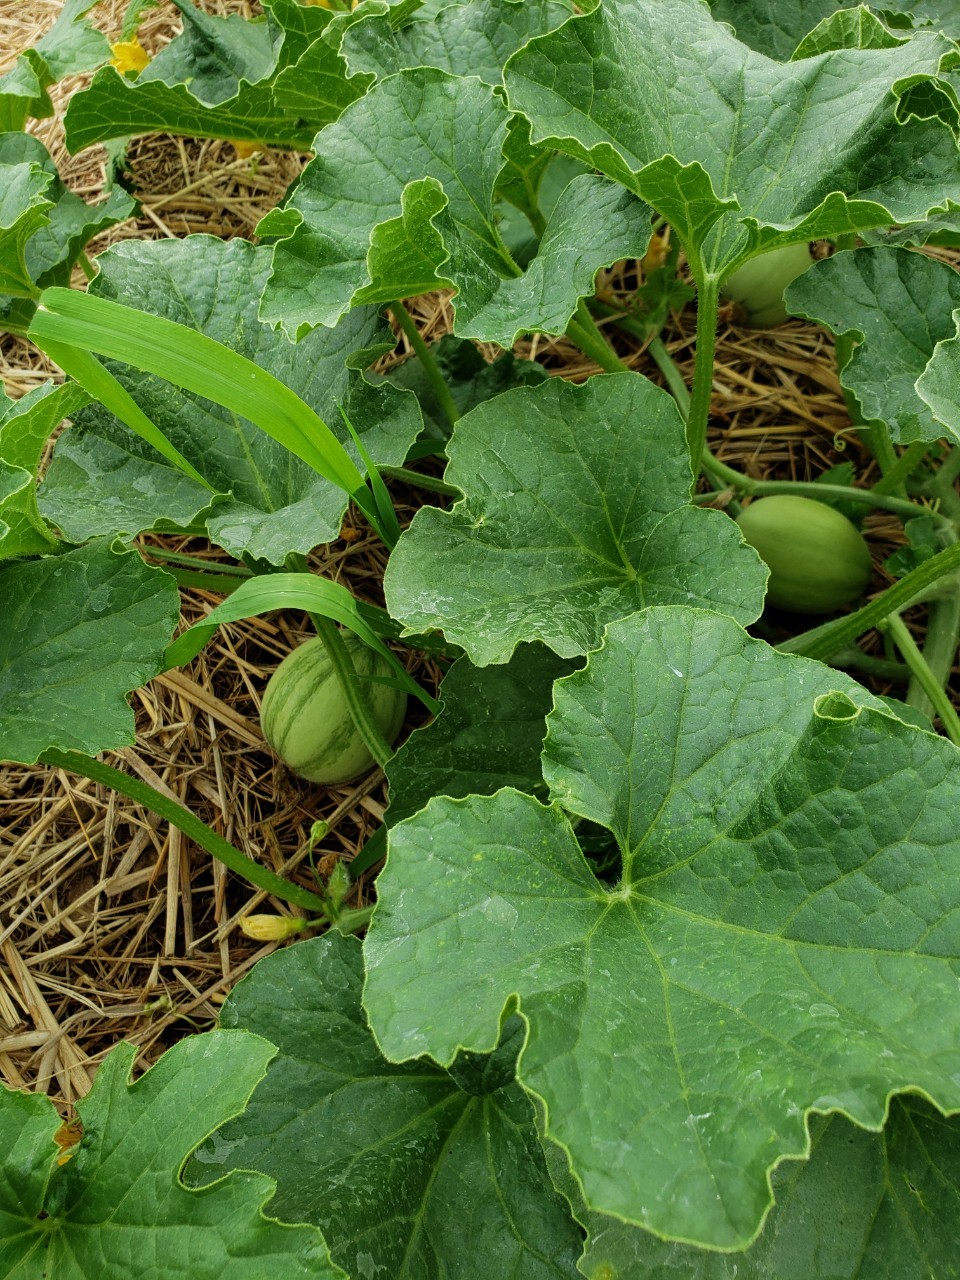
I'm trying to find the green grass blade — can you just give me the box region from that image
[29,288,373,506]
[339,404,402,548]
[41,747,329,912]
[38,337,215,490]
[164,572,439,713]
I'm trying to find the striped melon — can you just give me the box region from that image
[260,634,407,785]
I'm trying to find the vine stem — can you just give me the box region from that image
[859,420,900,482]
[701,450,934,520]
[906,590,960,723]
[377,464,459,496]
[646,336,692,417]
[566,302,632,374]
[881,615,960,746]
[685,274,721,475]
[390,300,459,432]
[777,541,960,662]
[702,448,931,518]
[871,440,930,496]
[151,566,247,594]
[140,547,253,576]
[311,612,393,770]
[830,647,909,682]
[39,748,329,912]
[583,309,940,526]
[903,511,960,721]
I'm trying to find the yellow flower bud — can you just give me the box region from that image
[110,39,150,75]
[239,914,307,941]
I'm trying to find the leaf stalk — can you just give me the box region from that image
[390,300,460,432]
[685,274,721,475]
[880,614,960,745]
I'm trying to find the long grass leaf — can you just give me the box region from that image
[164,573,439,712]
[38,337,214,490]
[30,288,370,501]
[339,404,402,547]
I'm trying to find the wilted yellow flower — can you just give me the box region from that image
[641,230,670,274]
[110,39,150,75]
[232,139,264,159]
[240,914,308,941]
[54,1120,83,1165]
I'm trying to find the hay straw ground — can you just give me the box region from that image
[0,0,952,1107]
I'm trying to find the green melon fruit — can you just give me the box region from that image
[736,494,873,614]
[260,634,407,784]
[722,243,815,326]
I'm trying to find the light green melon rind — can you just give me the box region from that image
[261,635,407,784]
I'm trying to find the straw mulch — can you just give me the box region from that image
[0,0,947,1108]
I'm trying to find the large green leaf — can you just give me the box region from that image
[0,133,134,332]
[916,306,960,440]
[0,164,53,301]
[0,1032,342,1279]
[710,0,960,60]
[363,607,960,1250]
[504,0,960,278]
[0,1090,53,1250]
[63,0,360,151]
[139,0,278,102]
[785,247,960,444]
[187,933,584,1279]
[333,0,574,86]
[259,68,653,345]
[387,644,575,825]
[38,236,421,563]
[0,540,180,765]
[708,0,856,59]
[577,1099,960,1279]
[0,381,89,558]
[0,0,109,131]
[384,374,767,664]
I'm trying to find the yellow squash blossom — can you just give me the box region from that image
[110,39,150,75]
[240,914,308,941]
[232,139,265,159]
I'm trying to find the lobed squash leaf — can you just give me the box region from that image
[785,246,960,444]
[386,644,577,826]
[63,0,359,151]
[364,607,960,1250]
[706,0,938,60]
[0,540,180,765]
[0,0,110,131]
[259,67,653,346]
[0,133,135,333]
[0,380,89,559]
[384,373,767,664]
[187,933,584,1279]
[574,1097,960,1278]
[0,1032,341,1279]
[504,0,960,279]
